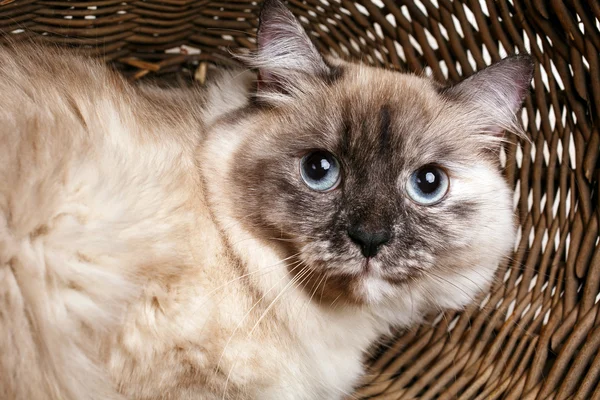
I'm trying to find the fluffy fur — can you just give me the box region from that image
[0,1,533,399]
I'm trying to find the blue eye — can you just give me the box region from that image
[406,165,449,205]
[300,151,341,191]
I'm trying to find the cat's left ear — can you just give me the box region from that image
[444,55,534,137]
[250,0,333,99]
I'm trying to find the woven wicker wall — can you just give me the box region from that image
[2,1,599,399]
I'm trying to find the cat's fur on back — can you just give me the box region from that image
[0,1,533,399]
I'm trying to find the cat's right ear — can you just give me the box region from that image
[248,0,333,101]
[442,55,534,139]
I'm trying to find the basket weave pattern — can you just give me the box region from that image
[2,1,599,398]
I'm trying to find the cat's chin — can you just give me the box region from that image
[350,274,407,305]
[292,257,420,306]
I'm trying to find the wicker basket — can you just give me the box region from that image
[2,0,599,398]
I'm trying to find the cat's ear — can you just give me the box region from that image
[444,55,534,137]
[250,0,332,99]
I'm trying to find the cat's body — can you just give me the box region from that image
[0,1,533,399]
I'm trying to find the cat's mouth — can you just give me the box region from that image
[290,255,424,305]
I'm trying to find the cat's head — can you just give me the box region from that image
[205,0,533,308]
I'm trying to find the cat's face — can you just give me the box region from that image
[209,0,532,306]
[226,63,515,305]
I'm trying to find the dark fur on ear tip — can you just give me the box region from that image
[495,53,535,85]
[258,0,286,42]
[260,0,288,15]
[503,53,535,70]
[258,0,290,34]
[496,53,535,110]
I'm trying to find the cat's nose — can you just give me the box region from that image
[347,225,391,258]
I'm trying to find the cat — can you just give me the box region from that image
[0,0,533,399]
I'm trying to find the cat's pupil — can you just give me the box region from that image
[305,152,332,181]
[416,167,440,194]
